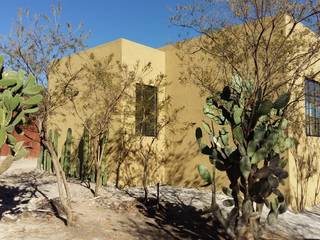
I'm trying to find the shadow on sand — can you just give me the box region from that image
[130,196,230,240]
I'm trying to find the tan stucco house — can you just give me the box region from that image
[49,16,320,210]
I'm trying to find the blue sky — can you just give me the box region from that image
[0,0,189,49]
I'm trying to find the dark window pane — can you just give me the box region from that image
[305,79,320,137]
[135,83,158,137]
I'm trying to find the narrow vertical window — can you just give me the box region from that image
[305,79,320,137]
[135,83,157,136]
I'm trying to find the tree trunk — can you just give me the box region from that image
[43,138,75,225]
[38,118,75,226]
[143,157,149,203]
[211,163,236,239]
[94,134,107,197]
[94,160,101,197]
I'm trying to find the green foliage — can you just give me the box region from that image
[196,75,295,225]
[0,56,43,174]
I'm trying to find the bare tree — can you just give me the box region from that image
[0,2,89,225]
[66,53,153,197]
[172,0,320,103]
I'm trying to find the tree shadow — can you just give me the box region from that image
[0,185,31,217]
[133,197,230,240]
[0,171,67,224]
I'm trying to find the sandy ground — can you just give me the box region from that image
[0,159,320,240]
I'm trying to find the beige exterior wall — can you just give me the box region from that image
[49,39,122,152]
[49,38,167,186]
[284,16,320,208]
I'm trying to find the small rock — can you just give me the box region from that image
[2,213,18,222]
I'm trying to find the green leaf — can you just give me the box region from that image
[197,164,212,184]
[233,125,244,144]
[22,85,43,95]
[279,119,288,129]
[283,137,296,149]
[273,93,290,110]
[0,56,3,68]
[23,107,39,114]
[195,127,203,147]
[254,126,266,143]
[7,134,16,145]
[22,94,43,105]
[247,140,256,157]
[271,197,279,213]
[14,147,28,160]
[14,141,24,152]
[0,79,17,87]
[219,128,228,146]
[202,121,212,134]
[257,100,273,116]
[251,147,268,164]
[0,128,7,147]
[0,108,5,127]
[203,104,216,120]
[7,96,20,111]
[240,156,251,178]
[233,105,243,125]
[8,111,24,128]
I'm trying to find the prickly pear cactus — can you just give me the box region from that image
[196,75,295,229]
[0,56,43,174]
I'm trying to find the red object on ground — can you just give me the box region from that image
[0,122,40,158]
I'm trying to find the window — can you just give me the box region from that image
[135,83,158,136]
[305,79,320,136]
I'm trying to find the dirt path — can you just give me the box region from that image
[0,160,172,240]
[1,159,320,240]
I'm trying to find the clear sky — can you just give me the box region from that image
[0,0,189,49]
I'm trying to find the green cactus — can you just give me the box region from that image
[46,129,53,173]
[52,130,59,173]
[0,56,43,175]
[63,128,72,176]
[195,74,295,231]
[37,146,44,169]
[79,127,90,181]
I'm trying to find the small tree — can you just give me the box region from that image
[66,54,151,197]
[0,2,88,225]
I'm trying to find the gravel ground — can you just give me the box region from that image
[0,159,320,239]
